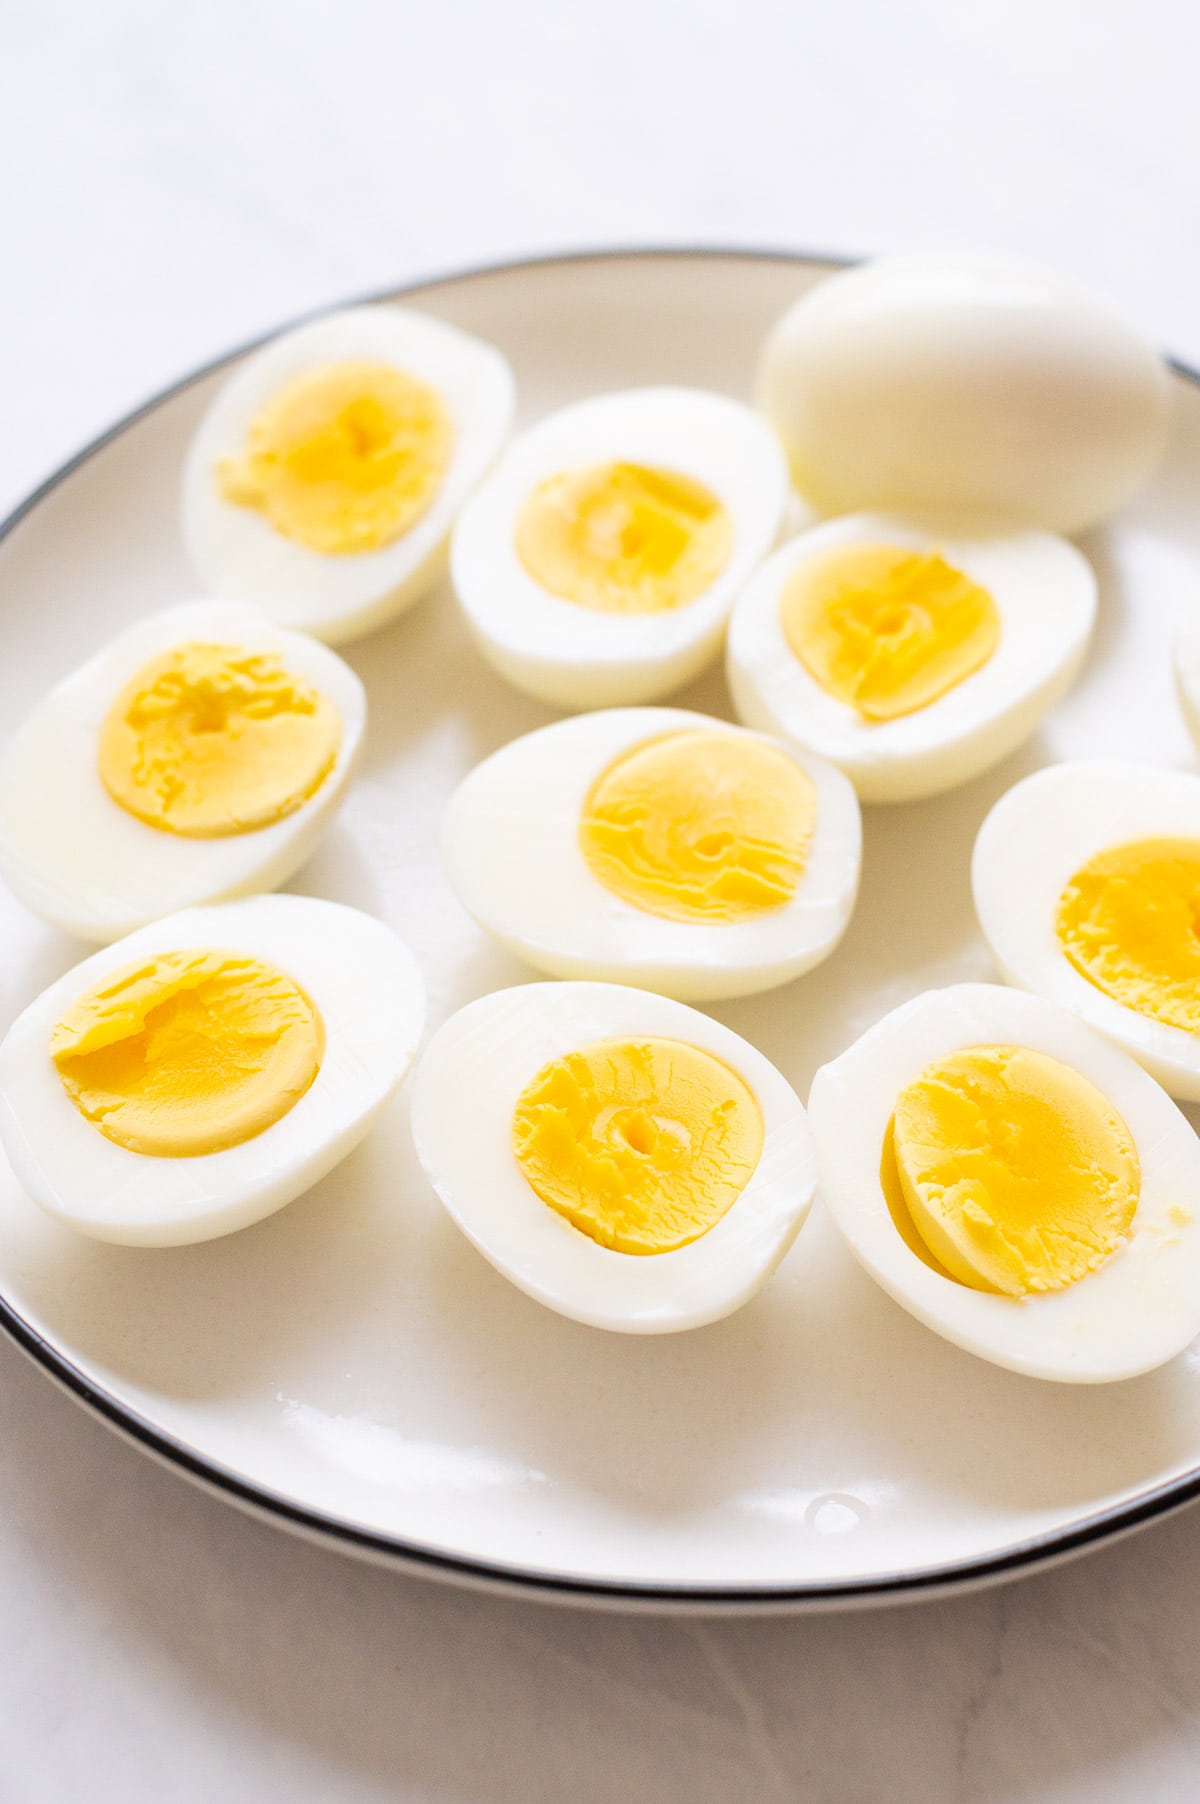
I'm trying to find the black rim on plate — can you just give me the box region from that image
[2,244,1199,1609]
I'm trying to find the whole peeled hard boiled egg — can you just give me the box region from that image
[808,983,1200,1382]
[0,601,366,942]
[411,981,817,1333]
[0,894,425,1245]
[450,388,789,708]
[758,254,1171,533]
[441,707,861,1000]
[183,305,516,643]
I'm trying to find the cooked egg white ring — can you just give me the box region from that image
[809,983,1200,1383]
[440,708,861,1001]
[0,895,425,1246]
[0,602,366,944]
[450,388,789,708]
[726,513,1096,803]
[410,982,817,1334]
[973,761,1200,1100]
[182,305,516,644]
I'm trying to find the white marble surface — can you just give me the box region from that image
[5,1,1200,1797]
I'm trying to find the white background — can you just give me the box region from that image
[4,1,1200,1797]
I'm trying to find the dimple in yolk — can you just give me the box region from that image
[781,543,1001,721]
[50,949,324,1157]
[886,1043,1139,1297]
[1056,838,1200,1033]
[216,360,453,556]
[511,1037,764,1254]
[515,461,733,614]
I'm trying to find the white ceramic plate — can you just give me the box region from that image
[3,249,1200,1611]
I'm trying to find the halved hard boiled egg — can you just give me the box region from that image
[973,761,1200,1100]
[0,894,425,1245]
[726,513,1096,802]
[182,305,516,644]
[450,388,789,708]
[441,707,861,1000]
[0,602,365,943]
[809,983,1200,1382]
[411,981,816,1333]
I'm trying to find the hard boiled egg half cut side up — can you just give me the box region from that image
[182,305,516,644]
[441,708,861,1000]
[808,984,1200,1382]
[410,982,817,1333]
[450,388,789,708]
[0,895,425,1245]
[0,602,366,942]
[727,514,1096,802]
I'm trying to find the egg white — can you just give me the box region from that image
[1175,617,1200,749]
[808,982,1200,1382]
[0,601,366,943]
[449,388,789,709]
[182,305,516,644]
[726,512,1096,803]
[0,895,425,1246]
[973,761,1200,1100]
[410,981,816,1334]
[441,707,861,1001]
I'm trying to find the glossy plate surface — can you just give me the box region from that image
[3,250,1200,1609]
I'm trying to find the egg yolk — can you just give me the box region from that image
[888,1044,1139,1297]
[216,360,453,555]
[515,462,733,614]
[1056,838,1200,1033]
[781,543,1001,721]
[579,729,816,923]
[50,949,323,1157]
[98,642,341,838]
[511,1037,763,1254]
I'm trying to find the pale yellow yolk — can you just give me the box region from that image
[781,543,1001,721]
[50,949,323,1157]
[515,462,733,614]
[1056,838,1200,1034]
[579,729,816,924]
[98,642,341,837]
[889,1044,1139,1297]
[511,1037,763,1254]
[216,360,453,555]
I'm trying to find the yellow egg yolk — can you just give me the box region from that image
[50,949,323,1157]
[98,642,341,837]
[1056,838,1200,1033]
[511,1037,763,1254]
[515,462,733,614]
[888,1044,1139,1297]
[579,729,816,923]
[215,360,453,555]
[781,543,1001,721]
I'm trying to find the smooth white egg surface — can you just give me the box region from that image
[410,981,816,1333]
[0,895,425,1246]
[441,707,861,1000]
[182,305,516,644]
[449,387,789,708]
[0,601,366,943]
[809,983,1200,1383]
[757,252,1171,533]
[726,512,1096,802]
[1174,616,1200,750]
[973,761,1200,1100]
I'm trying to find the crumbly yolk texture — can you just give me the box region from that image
[1056,838,1200,1034]
[781,543,1001,721]
[511,1037,763,1255]
[216,360,453,555]
[98,642,341,837]
[889,1044,1139,1297]
[515,461,733,614]
[50,949,323,1157]
[579,729,816,924]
